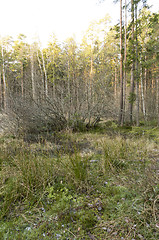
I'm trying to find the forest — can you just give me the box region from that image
[0,0,159,239]
[0,3,158,132]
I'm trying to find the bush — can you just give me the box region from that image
[9,96,67,136]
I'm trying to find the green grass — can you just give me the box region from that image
[0,126,159,239]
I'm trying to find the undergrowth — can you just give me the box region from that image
[0,127,159,239]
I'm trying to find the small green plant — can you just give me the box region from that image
[78,209,97,230]
[46,186,73,202]
[46,186,74,219]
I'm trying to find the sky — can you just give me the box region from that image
[0,0,158,46]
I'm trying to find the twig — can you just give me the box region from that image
[67,229,77,238]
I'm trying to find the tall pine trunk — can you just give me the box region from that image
[135,3,139,126]
[118,0,124,125]
[123,0,127,123]
[129,0,135,124]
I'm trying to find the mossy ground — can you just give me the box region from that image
[0,123,159,239]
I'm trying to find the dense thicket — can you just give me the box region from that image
[0,6,158,134]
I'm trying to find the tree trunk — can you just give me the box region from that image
[114,66,117,97]
[118,0,124,125]
[52,53,56,99]
[0,71,2,110]
[140,66,146,120]
[156,74,159,126]
[135,3,139,126]
[1,46,7,110]
[37,50,45,100]
[31,50,36,102]
[41,49,48,98]
[129,0,135,124]
[21,62,24,98]
[144,56,147,116]
[67,59,71,122]
[123,0,127,123]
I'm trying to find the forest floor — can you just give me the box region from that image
[0,121,159,239]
